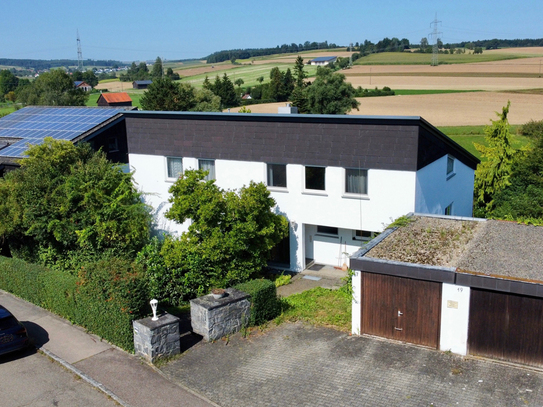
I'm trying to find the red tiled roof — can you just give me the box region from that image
[100,92,132,103]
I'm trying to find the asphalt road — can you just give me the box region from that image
[0,347,119,407]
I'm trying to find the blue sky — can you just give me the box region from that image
[2,0,542,62]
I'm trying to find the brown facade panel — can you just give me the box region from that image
[468,288,543,367]
[361,272,441,348]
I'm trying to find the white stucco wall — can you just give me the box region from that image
[351,269,362,335]
[415,155,475,217]
[129,153,423,271]
[439,283,471,355]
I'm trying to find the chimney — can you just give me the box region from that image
[278,102,298,114]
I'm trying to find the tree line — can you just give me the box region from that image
[206,40,340,63]
[0,58,123,72]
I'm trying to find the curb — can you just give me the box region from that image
[39,347,131,407]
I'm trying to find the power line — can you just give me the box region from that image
[429,13,443,67]
[77,29,83,71]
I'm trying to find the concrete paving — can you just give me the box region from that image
[0,289,217,407]
[160,321,543,407]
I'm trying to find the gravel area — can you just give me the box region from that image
[457,220,543,280]
[365,216,543,282]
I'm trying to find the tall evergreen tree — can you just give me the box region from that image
[474,101,519,214]
[151,57,163,80]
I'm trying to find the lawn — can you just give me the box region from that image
[354,51,528,65]
[181,63,319,89]
[440,125,530,160]
[275,287,352,332]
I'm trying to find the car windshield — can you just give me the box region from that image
[0,316,19,330]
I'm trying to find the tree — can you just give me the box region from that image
[151,57,163,80]
[257,76,264,84]
[207,73,239,108]
[140,78,193,111]
[0,69,19,101]
[491,119,543,223]
[473,101,519,214]
[17,69,88,106]
[304,67,360,114]
[140,78,220,112]
[293,56,307,88]
[153,170,288,301]
[234,78,244,89]
[165,67,180,80]
[0,138,151,270]
[291,56,308,113]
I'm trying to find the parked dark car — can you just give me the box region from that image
[0,305,29,356]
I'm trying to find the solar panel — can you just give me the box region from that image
[0,106,127,159]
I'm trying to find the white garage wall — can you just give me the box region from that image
[440,283,471,355]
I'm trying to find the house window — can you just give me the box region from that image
[345,168,368,195]
[166,157,183,180]
[447,156,455,176]
[267,163,287,188]
[199,159,215,181]
[108,137,119,152]
[305,166,325,191]
[445,203,453,216]
[353,230,376,241]
[317,225,338,236]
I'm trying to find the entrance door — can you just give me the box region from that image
[361,272,441,348]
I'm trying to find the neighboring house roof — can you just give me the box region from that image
[0,106,128,161]
[122,111,479,172]
[133,80,152,85]
[351,214,543,296]
[99,92,132,104]
[74,81,91,88]
[311,56,337,62]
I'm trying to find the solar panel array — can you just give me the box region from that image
[0,106,127,158]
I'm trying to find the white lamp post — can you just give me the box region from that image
[150,299,158,321]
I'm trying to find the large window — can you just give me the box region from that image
[305,166,325,191]
[199,159,215,181]
[447,156,455,177]
[345,168,368,195]
[267,163,287,188]
[166,157,183,180]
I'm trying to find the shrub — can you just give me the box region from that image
[235,279,280,326]
[519,119,543,140]
[0,255,148,352]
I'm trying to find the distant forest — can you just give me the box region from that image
[206,41,340,63]
[206,38,543,63]
[0,58,123,71]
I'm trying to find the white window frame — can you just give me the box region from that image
[165,156,183,181]
[353,230,377,242]
[198,159,216,181]
[304,165,327,195]
[344,168,369,198]
[446,155,455,180]
[267,163,287,189]
[445,203,453,216]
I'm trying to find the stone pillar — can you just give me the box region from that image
[190,288,250,341]
[133,313,180,363]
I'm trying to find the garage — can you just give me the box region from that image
[360,272,442,348]
[468,288,543,367]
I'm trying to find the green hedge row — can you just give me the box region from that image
[235,279,280,326]
[0,256,147,352]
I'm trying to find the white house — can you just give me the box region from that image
[309,56,337,66]
[123,111,478,272]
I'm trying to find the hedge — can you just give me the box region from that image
[0,255,147,352]
[234,279,280,326]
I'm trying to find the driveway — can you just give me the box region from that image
[160,322,543,407]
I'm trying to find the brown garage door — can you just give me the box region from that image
[361,272,441,348]
[469,288,543,367]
